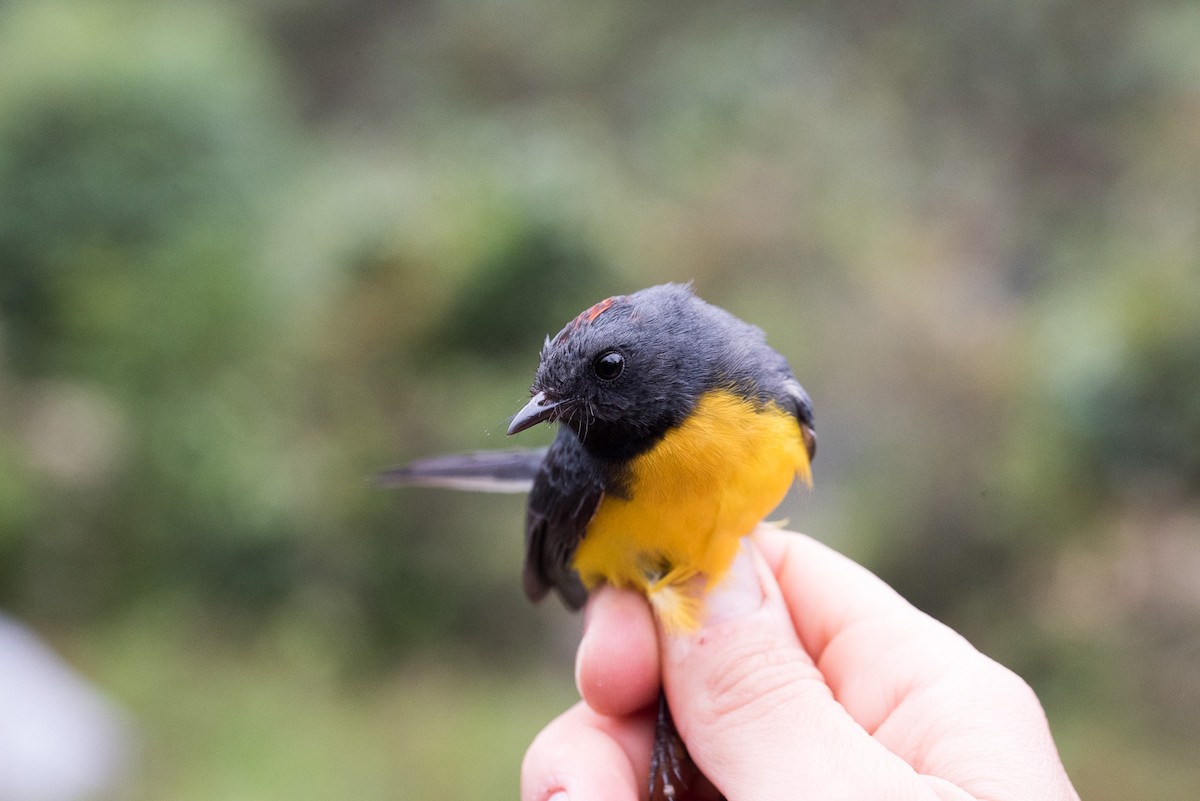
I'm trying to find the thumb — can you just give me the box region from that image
[659,539,928,799]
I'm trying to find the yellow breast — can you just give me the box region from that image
[571,389,810,628]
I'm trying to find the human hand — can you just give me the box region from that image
[521,526,1080,801]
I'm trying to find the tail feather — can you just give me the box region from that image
[376,448,547,493]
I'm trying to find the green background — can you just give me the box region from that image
[1,0,1198,798]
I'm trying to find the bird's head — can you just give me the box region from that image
[507,285,709,460]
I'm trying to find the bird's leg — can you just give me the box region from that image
[648,690,725,801]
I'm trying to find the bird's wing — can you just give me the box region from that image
[523,430,604,610]
[782,377,816,464]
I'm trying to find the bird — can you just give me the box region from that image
[381,282,815,801]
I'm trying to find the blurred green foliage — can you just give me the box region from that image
[1,0,1198,798]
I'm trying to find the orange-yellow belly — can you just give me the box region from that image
[571,389,810,628]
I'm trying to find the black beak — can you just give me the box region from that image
[507,391,563,435]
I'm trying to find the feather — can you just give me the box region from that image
[376,448,547,494]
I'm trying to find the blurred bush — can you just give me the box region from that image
[0,2,304,627]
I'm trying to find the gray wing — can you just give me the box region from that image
[782,377,816,461]
[523,429,604,610]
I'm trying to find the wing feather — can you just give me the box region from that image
[376,449,547,493]
[523,430,603,609]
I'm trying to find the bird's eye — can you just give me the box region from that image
[592,350,625,381]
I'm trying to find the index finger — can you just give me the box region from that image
[752,525,969,662]
[751,526,981,728]
[752,527,1080,800]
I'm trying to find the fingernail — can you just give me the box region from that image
[546,792,568,801]
[703,541,764,626]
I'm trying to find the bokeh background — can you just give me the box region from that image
[1,0,1198,798]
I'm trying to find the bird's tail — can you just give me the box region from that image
[376,448,547,493]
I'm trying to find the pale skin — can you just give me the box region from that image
[521,526,1081,801]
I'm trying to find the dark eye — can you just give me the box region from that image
[592,350,625,381]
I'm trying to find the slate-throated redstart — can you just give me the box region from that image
[382,283,816,801]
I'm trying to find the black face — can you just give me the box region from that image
[527,291,707,460]
[513,283,807,463]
